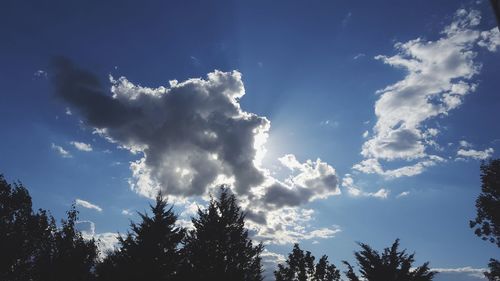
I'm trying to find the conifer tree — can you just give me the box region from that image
[343,239,435,281]
[96,193,185,281]
[182,186,263,281]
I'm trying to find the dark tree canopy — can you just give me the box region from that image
[0,175,98,281]
[96,193,185,281]
[274,244,340,281]
[469,159,500,281]
[182,186,264,281]
[343,239,436,281]
[470,159,500,247]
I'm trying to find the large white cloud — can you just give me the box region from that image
[355,9,499,178]
[52,59,341,245]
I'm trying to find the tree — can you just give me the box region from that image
[343,239,436,281]
[0,174,40,280]
[0,174,98,281]
[274,244,340,281]
[35,206,99,281]
[470,159,500,281]
[182,186,264,281]
[96,193,185,281]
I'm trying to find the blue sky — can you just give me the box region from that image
[1,1,499,280]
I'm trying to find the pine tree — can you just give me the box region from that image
[274,244,340,281]
[343,239,435,281]
[182,186,263,281]
[96,193,185,281]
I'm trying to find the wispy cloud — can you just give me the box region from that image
[354,9,499,178]
[457,147,494,160]
[75,198,103,212]
[70,141,93,152]
[51,143,72,158]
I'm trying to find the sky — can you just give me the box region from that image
[1,0,499,280]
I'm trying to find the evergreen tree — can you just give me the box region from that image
[96,193,185,281]
[274,244,340,281]
[182,186,263,281]
[343,239,435,281]
[470,159,500,281]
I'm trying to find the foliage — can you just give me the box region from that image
[182,186,264,281]
[274,243,340,281]
[469,159,500,281]
[96,193,185,281]
[343,239,436,281]
[0,174,98,281]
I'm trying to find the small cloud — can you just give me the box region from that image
[459,140,472,148]
[342,174,389,199]
[65,107,72,115]
[75,199,103,212]
[190,55,201,66]
[121,209,133,216]
[320,120,339,128]
[353,53,366,60]
[396,191,410,198]
[362,130,369,138]
[51,143,72,158]
[257,61,264,67]
[34,70,47,78]
[70,141,93,152]
[457,147,494,160]
[341,12,352,27]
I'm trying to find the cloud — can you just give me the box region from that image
[261,249,286,281]
[355,9,499,178]
[432,266,487,280]
[121,209,133,216]
[262,155,340,208]
[246,207,341,245]
[342,174,389,199]
[70,141,93,152]
[51,143,72,158]
[457,147,494,160]
[353,53,366,60]
[396,191,410,198]
[52,58,342,246]
[34,70,47,78]
[76,220,119,257]
[65,107,72,115]
[75,198,103,212]
[52,58,269,198]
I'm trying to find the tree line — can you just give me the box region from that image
[1,159,499,281]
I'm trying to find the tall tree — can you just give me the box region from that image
[35,206,99,281]
[343,239,436,281]
[0,174,39,280]
[182,186,264,281]
[96,193,185,281]
[470,159,500,281]
[274,244,340,281]
[0,174,98,281]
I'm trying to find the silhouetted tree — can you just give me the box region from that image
[0,174,98,281]
[470,159,500,281]
[182,186,264,281]
[0,174,39,280]
[96,193,185,281]
[274,243,340,281]
[35,206,99,281]
[343,239,436,281]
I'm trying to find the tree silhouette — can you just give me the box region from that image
[0,174,40,280]
[274,243,340,281]
[35,206,99,281]
[343,239,436,281]
[96,193,185,281]
[469,159,500,281]
[0,174,98,281]
[182,186,263,281]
